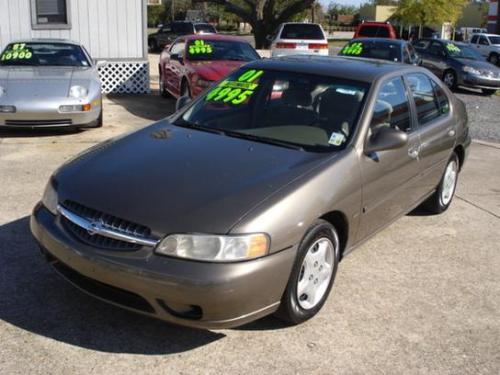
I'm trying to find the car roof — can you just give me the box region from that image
[184,34,248,43]
[359,21,392,26]
[475,33,500,37]
[7,38,81,45]
[280,22,322,26]
[351,38,406,46]
[244,55,419,83]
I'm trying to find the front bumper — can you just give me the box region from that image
[460,73,500,90]
[30,204,296,329]
[0,97,101,128]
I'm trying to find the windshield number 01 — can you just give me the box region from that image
[205,70,263,105]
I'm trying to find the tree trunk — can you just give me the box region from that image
[252,20,273,49]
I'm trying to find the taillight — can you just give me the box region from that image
[276,42,297,49]
[309,43,328,49]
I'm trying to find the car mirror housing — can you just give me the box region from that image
[175,95,192,112]
[364,126,408,154]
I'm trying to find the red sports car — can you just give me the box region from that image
[159,34,260,98]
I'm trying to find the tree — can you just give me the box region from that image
[193,0,316,48]
[394,0,469,35]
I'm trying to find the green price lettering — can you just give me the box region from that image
[342,42,363,55]
[205,70,264,105]
[189,40,213,55]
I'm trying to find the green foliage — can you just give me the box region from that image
[394,0,469,26]
[147,5,167,27]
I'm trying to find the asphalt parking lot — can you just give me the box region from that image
[1,85,500,373]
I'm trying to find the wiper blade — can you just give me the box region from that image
[222,130,304,151]
[173,119,224,135]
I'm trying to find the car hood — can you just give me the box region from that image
[56,121,329,236]
[0,66,94,98]
[454,58,499,71]
[188,60,246,81]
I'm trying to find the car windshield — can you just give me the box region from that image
[489,36,500,45]
[445,43,483,60]
[358,25,390,38]
[186,40,259,62]
[0,42,90,67]
[194,24,216,34]
[280,24,324,40]
[339,41,401,62]
[176,69,369,152]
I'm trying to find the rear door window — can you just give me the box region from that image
[470,35,479,44]
[428,41,445,57]
[194,24,216,33]
[280,24,324,40]
[413,40,430,52]
[406,73,444,126]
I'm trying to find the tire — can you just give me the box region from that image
[482,88,497,96]
[443,70,457,90]
[421,152,459,214]
[181,80,191,98]
[488,53,499,66]
[275,219,340,325]
[159,71,169,98]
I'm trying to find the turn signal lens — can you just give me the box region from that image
[309,43,328,49]
[59,104,91,112]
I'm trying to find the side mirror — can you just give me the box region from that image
[364,127,408,154]
[170,53,183,64]
[95,60,107,68]
[175,95,191,111]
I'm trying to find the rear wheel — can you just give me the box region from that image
[275,220,339,325]
[443,70,457,90]
[422,152,459,214]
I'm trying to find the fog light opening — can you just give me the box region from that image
[156,299,203,320]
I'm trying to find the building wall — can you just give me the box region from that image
[487,0,498,33]
[0,0,146,60]
[359,5,396,22]
[456,2,487,28]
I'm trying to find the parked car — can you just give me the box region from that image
[469,33,500,66]
[460,27,488,41]
[269,22,328,57]
[339,38,422,65]
[159,34,260,99]
[148,21,217,52]
[413,39,500,95]
[0,39,102,129]
[354,21,397,39]
[32,56,470,329]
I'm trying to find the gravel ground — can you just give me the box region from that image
[455,91,500,142]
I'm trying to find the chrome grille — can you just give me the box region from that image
[61,201,154,251]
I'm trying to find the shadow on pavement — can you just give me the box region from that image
[107,92,175,122]
[0,216,225,354]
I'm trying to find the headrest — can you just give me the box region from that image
[281,87,312,107]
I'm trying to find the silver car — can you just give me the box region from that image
[0,39,102,129]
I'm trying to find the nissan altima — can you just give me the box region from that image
[31,56,471,329]
[0,39,102,129]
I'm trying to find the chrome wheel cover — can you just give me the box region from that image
[297,238,335,310]
[441,160,458,206]
[444,72,455,88]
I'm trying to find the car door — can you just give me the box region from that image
[425,41,448,77]
[164,38,186,96]
[470,34,480,53]
[405,73,456,194]
[477,35,490,57]
[357,76,422,241]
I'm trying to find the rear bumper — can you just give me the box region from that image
[30,204,296,329]
[271,48,329,57]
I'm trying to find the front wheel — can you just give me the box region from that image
[443,70,457,90]
[422,152,459,214]
[275,220,339,325]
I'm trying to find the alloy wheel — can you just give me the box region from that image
[441,159,458,206]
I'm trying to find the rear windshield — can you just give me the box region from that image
[339,41,401,62]
[0,42,90,67]
[358,25,390,38]
[195,24,216,34]
[176,68,369,152]
[280,24,325,40]
[186,39,259,62]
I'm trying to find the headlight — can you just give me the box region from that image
[69,85,88,98]
[155,233,270,262]
[463,66,481,75]
[41,180,58,215]
[0,86,5,97]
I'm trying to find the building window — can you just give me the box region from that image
[31,0,71,30]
